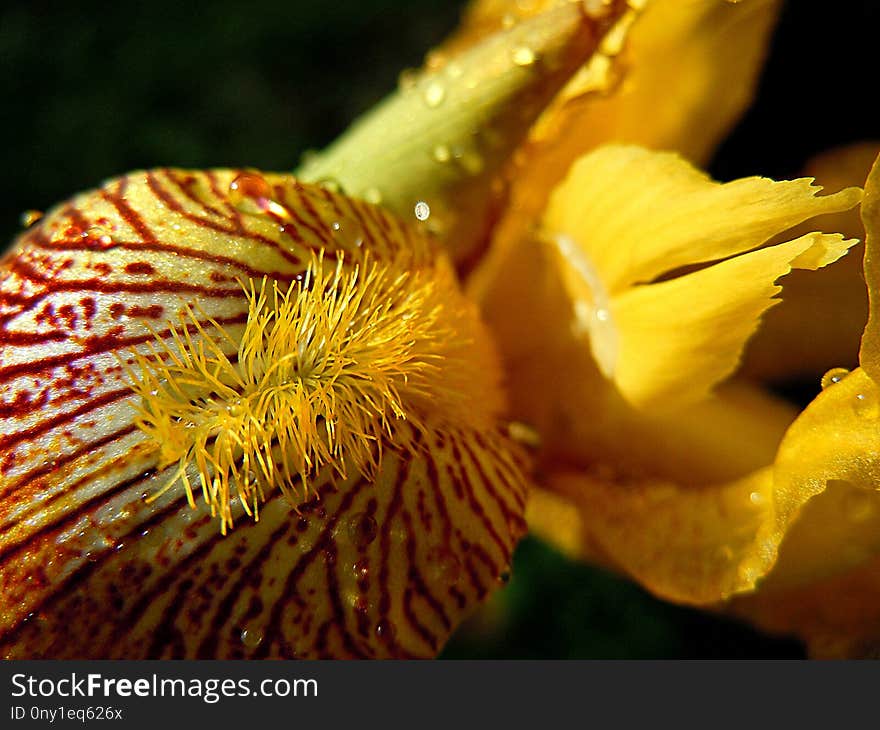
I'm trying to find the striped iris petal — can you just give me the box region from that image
[0,170,529,658]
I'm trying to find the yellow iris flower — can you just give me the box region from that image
[0,0,876,659]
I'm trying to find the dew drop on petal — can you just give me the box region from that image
[821,367,850,390]
[423,81,446,108]
[229,172,271,203]
[347,512,378,549]
[507,421,541,449]
[229,172,281,216]
[316,177,344,194]
[853,390,880,419]
[375,619,396,641]
[398,68,419,92]
[330,218,365,248]
[749,491,764,506]
[414,200,431,221]
[426,546,461,585]
[432,144,451,163]
[511,46,536,66]
[353,558,370,579]
[20,209,43,228]
[425,50,447,71]
[446,61,463,80]
[240,626,264,649]
[364,187,383,205]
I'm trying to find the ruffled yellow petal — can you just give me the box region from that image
[543,145,862,294]
[741,142,879,383]
[609,232,856,409]
[730,368,880,656]
[725,153,880,656]
[527,369,880,610]
[0,170,529,658]
[538,145,861,410]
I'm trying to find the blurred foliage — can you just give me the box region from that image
[0,0,876,658]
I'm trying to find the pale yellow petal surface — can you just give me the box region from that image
[543,145,862,294]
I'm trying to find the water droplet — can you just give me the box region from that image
[432,144,451,163]
[240,626,264,648]
[844,490,875,524]
[229,172,271,204]
[229,172,286,217]
[347,512,378,548]
[511,46,536,67]
[353,559,369,579]
[375,619,396,641]
[398,68,419,92]
[20,210,43,228]
[446,61,463,79]
[821,367,850,390]
[507,421,541,449]
[749,491,764,506]
[316,177,344,194]
[329,218,365,248]
[426,546,461,585]
[458,150,484,175]
[854,390,880,419]
[352,596,369,614]
[425,50,447,71]
[423,82,446,108]
[363,187,383,205]
[414,201,431,221]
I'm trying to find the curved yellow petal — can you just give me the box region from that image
[741,142,879,383]
[730,368,880,656]
[0,171,529,658]
[536,465,777,605]
[724,152,880,656]
[543,145,862,294]
[609,232,857,409]
[527,369,880,609]
[860,150,880,379]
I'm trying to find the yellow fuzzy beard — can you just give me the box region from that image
[126,252,502,532]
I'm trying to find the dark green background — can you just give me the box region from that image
[1,0,876,658]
